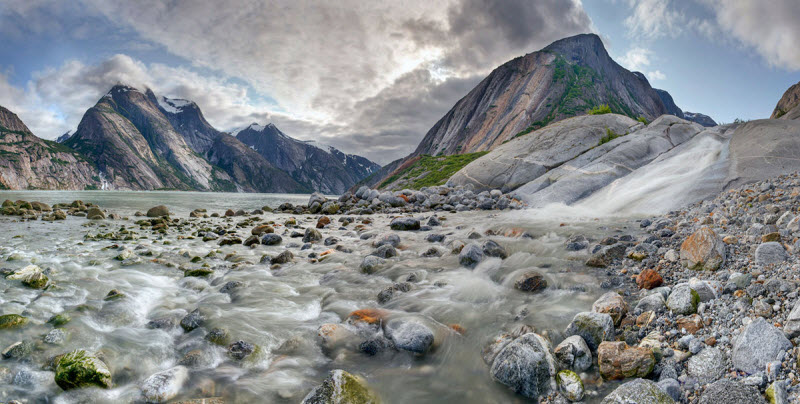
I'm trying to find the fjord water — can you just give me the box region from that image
[0,191,637,403]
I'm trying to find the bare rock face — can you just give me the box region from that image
[771,80,800,119]
[680,226,726,271]
[0,106,101,190]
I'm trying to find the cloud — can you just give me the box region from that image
[624,0,685,39]
[618,47,653,72]
[647,70,666,80]
[700,0,800,70]
[0,0,594,163]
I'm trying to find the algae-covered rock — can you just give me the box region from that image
[54,349,112,390]
[302,369,380,404]
[0,314,28,329]
[6,264,48,289]
[557,370,584,401]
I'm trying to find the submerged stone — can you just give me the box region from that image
[54,349,112,390]
[302,369,380,404]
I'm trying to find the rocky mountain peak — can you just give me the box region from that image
[0,105,33,134]
[772,80,800,119]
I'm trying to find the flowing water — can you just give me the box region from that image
[0,191,642,403]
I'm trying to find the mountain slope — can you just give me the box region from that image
[235,123,380,194]
[366,33,715,190]
[65,85,233,191]
[0,106,100,190]
[151,92,308,193]
[772,80,800,120]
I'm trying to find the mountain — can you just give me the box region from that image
[365,33,714,190]
[150,91,309,193]
[683,112,716,127]
[772,80,800,120]
[0,106,100,190]
[65,85,306,192]
[235,123,380,194]
[56,131,72,143]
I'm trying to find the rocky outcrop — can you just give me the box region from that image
[235,123,379,194]
[771,80,800,119]
[0,105,101,190]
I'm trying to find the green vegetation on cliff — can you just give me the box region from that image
[380,152,489,190]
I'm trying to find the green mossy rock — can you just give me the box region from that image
[0,314,28,329]
[54,349,112,390]
[302,369,380,404]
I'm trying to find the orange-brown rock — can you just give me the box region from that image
[676,314,704,334]
[316,216,331,229]
[636,268,663,290]
[680,226,725,270]
[598,341,655,380]
[251,224,274,235]
[347,309,388,326]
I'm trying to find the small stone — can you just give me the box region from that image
[514,271,547,293]
[556,370,584,401]
[636,268,663,290]
[564,312,614,351]
[755,242,788,266]
[141,366,189,403]
[591,292,628,326]
[666,285,700,315]
[554,335,592,372]
[680,226,725,270]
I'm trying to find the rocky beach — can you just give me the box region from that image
[0,174,797,403]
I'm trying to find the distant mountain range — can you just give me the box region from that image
[0,85,378,192]
[364,33,717,190]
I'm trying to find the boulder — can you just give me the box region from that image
[514,271,547,293]
[0,314,28,329]
[359,256,385,274]
[601,378,674,404]
[141,366,189,403]
[666,285,700,315]
[556,370,584,401]
[680,226,725,270]
[384,319,434,354]
[783,298,800,338]
[459,243,484,268]
[634,293,666,314]
[489,333,556,399]
[755,242,788,265]
[687,347,725,383]
[390,217,420,231]
[732,317,791,374]
[482,240,508,259]
[564,312,614,351]
[6,264,48,289]
[86,207,106,220]
[597,341,655,380]
[591,292,628,326]
[636,268,663,290]
[146,205,170,217]
[303,228,323,243]
[554,335,592,372]
[302,369,379,404]
[261,234,283,246]
[54,349,112,390]
[698,379,765,404]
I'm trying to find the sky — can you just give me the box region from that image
[0,0,799,165]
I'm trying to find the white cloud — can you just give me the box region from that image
[618,47,653,72]
[647,70,666,80]
[624,0,685,39]
[700,0,800,70]
[0,0,594,163]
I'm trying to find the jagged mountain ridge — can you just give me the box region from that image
[0,106,100,190]
[150,91,309,193]
[235,123,380,194]
[364,33,715,190]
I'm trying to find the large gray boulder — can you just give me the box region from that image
[698,379,765,404]
[601,378,674,403]
[732,317,792,374]
[754,242,788,266]
[489,333,556,399]
[564,312,614,351]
